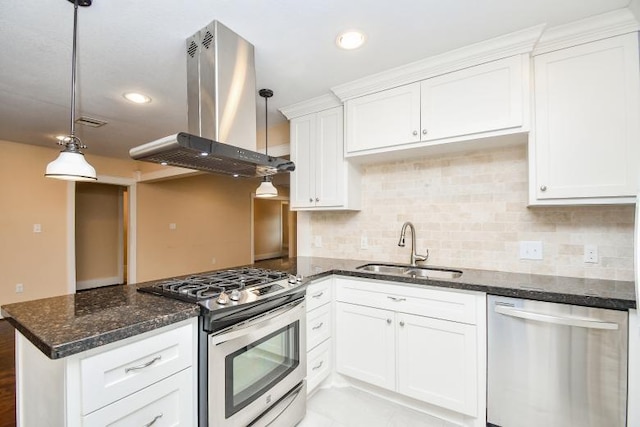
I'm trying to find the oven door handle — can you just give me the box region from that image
[210,299,304,345]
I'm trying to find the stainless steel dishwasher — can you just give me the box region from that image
[487,295,628,427]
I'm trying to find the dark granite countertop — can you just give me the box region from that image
[2,256,635,360]
[1,284,200,359]
[256,256,636,311]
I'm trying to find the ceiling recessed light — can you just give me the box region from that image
[336,30,366,50]
[123,92,152,104]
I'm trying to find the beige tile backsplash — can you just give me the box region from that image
[302,144,635,281]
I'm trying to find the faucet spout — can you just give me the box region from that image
[398,221,428,267]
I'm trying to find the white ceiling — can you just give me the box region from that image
[0,0,634,159]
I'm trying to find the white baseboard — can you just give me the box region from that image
[76,276,122,291]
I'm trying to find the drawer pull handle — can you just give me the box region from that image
[399,321,405,327]
[125,355,162,373]
[312,322,324,330]
[312,292,324,299]
[144,413,163,427]
[386,318,392,324]
[387,296,406,302]
[312,361,324,371]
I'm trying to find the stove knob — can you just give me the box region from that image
[217,292,229,305]
[296,275,303,282]
[230,289,241,301]
[288,275,297,284]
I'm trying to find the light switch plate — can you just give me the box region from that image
[519,241,543,260]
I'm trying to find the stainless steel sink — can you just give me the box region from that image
[356,263,463,279]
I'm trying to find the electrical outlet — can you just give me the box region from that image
[16,283,24,293]
[33,224,42,233]
[211,257,217,265]
[519,241,543,260]
[584,245,598,263]
[360,235,368,250]
[313,235,322,248]
[169,223,177,230]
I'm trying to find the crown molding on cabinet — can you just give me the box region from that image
[279,93,342,120]
[533,8,640,55]
[330,25,545,101]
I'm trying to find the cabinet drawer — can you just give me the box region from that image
[83,367,194,426]
[80,322,193,415]
[307,303,332,351]
[306,279,332,311]
[307,339,332,394]
[335,277,477,324]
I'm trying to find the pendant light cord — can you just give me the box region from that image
[264,92,268,156]
[70,0,79,139]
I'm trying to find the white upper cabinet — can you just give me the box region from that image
[282,95,361,211]
[344,55,530,157]
[530,32,640,204]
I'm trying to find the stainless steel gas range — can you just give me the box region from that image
[138,267,307,427]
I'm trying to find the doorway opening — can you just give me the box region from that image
[253,197,296,262]
[75,182,128,290]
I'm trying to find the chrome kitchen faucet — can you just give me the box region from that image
[398,221,429,267]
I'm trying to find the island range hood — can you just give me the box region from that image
[129,21,294,178]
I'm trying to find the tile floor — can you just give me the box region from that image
[298,386,454,427]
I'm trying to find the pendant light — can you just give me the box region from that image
[255,88,278,198]
[45,0,97,181]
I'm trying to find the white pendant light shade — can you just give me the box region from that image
[256,177,278,198]
[45,150,97,181]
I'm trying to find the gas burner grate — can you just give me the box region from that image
[137,267,292,303]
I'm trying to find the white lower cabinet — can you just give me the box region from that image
[83,367,193,426]
[305,277,333,394]
[397,313,477,416]
[335,303,395,390]
[15,318,197,427]
[334,277,485,422]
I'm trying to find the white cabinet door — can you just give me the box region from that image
[345,83,421,154]
[290,106,355,210]
[290,114,315,208]
[315,107,345,208]
[397,313,478,416]
[335,302,396,390]
[421,55,525,141]
[532,33,640,202]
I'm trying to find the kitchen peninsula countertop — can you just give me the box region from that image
[2,256,635,359]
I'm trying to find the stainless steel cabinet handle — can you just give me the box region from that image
[540,185,547,192]
[312,361,324,371]
[309,198,313,202]
[144,414,163,427]
[387,296,406,302]
[386,318,392,324]
[315,197,319,202]
[125,355,161,373]
[422,129,427,135]
[495,305,619,330]
[312,292,324,299]
[399,321,405,327]
[312,322,324,330]
[412,130,418,136]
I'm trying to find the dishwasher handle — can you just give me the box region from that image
[494,305,619,330]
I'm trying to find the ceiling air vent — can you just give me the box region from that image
[202,30,214,49]
[75,116,107,128]
[187,40,198,58]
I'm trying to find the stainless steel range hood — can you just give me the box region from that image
[129,21,294,178]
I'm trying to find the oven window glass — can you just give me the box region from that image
[225,321,300,418]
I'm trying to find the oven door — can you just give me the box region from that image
[208,300,306,427]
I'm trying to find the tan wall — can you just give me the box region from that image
[136,174,268,282]
[75,182,121,285]
[0,140,137,306]
[256,121,290,151]
[254,199,283,260]
[0,141,69,305]
[304,144,635,281]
